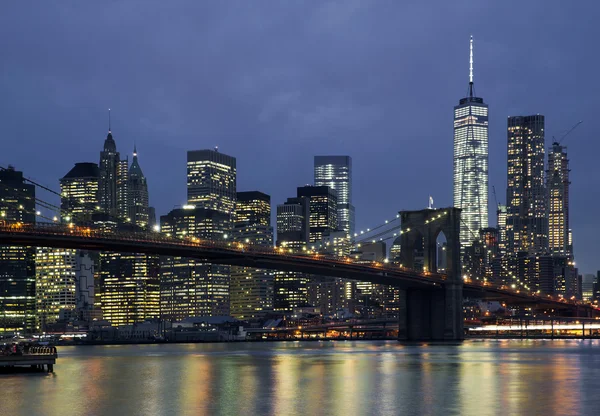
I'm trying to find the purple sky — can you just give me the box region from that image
[1,1,598,273]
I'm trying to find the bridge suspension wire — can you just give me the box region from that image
[0,182,63,215]
[354,226,400,245]
[0,165,62,197]
[0,196,58,223]
[353,215,400,239]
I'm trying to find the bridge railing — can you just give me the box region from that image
[0,223,595,309]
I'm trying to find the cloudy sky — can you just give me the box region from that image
[1,1,598,273]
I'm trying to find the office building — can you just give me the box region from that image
[187,149,236,217]
[497,205,507,256]
[0,166,36,332]
[127,146,150,229]
[314,156,354,237]
[506,115,547,254]
[453,36,489,249]
[160,207,231,320]
[297,185,337,244]
[230,191,274,319]
[276,197,310,249]
[99,249,160,327]
[60,162,100,223]
[547,142,571,256]
[35,248,94,329]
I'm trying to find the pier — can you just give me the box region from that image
[0,346,58,373]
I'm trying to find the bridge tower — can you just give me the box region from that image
[397,207,463,341]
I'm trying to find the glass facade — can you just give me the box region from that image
[314,156,354,237]
[297,186,337,244]
[506,115,547,254]
[453,96,489,249]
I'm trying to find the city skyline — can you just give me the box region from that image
[1,2,598,273]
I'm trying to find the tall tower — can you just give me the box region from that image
[547,142,571,256]
[127,146,150,229]
[296,185,338,244]
[98,111,119,217]
[314,156,354,237]
[230,191,274,319]
[187,149,236,218]
[0,167,36,332]
[453,36,489,249]
[506,115,547,254]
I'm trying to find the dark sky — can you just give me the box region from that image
[1,1,598,273]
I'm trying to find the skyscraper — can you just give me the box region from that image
[60,162,100,223]
[314,156,354,237]
[547,142,571,256]
[127,146,150,229]
[0,166,36,332]
[453,36,489,249]
[296,185,337,244]
[506,115,547,254]
[187,149,236,217]
[230,191,274,319]
[159,207,231,319]
[98,114,129,220]
[276,196,310,249]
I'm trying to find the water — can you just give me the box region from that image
[1,340,599,416]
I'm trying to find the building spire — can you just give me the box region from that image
[108,108,111,133]
[468,36,474,97]
[133,142,137,157]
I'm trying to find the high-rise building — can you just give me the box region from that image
[230,191,274,319]
[98,116,129,221]
[297,185,337,244]
[496,204,507,256]
[187,149,236,217]
[99,249,160,327]
[547,142,571,256]
[160,207,231,320]
[60,162,100,223]
[506,115,547,254]
[127,146,150,229]
[314,156,354,237]
[276,197,310,249]
[453,36,489,249]
[0,166,36,332]
[99,124,120,217]
[35,248,94,329]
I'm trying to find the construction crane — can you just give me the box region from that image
[554,120,583,145]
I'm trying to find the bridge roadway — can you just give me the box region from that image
[0,223,594,314]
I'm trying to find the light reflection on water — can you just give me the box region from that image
[1,340,599,416]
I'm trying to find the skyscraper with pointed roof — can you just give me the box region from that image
[453,36,489,249]
[98,110,129,221]
[127,145,150,229]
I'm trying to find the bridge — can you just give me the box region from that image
[0,207,596,341]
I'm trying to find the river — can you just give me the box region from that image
[1,340,598,415]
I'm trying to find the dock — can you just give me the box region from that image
[0,346,58,373]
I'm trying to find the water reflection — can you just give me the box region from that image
[1,340,599,415]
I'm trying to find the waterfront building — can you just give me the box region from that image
[296,185,337,244]
[60,163,100,223]
[160,206,231,320]
[453,36,489,249]
[230,191,274,319]
[506,115,547,255]
[187,149,236,217]
[99,249,160,327]
[35,248,94,329]
[0,166,36,332]
[582,274,596,302]
[547,142,571,256]
[314,156,354,237]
